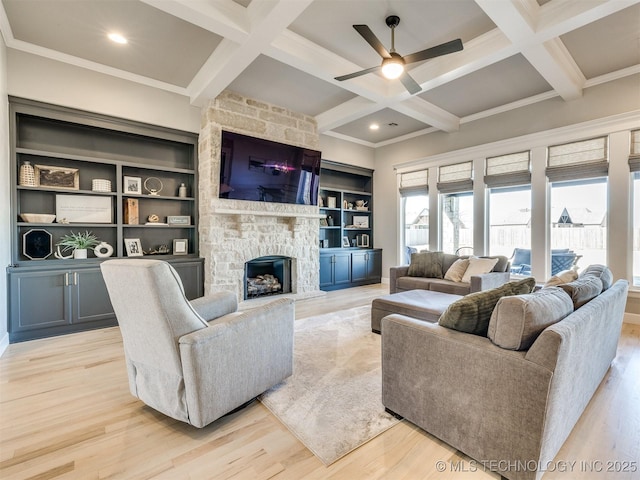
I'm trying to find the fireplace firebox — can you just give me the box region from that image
[244,256,292,300]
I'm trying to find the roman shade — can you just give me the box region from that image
[437,161,473,193]
[546,136,608,181]
[399,169,429,196]
[484,151,531,188]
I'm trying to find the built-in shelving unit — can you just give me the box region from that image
[7,97,203,342]
[318,160,381,290]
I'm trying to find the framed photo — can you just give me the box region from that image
[357,233,370,247]
[56,194,112,223]
[173,238,188,255]
[35,165,79,190]
[342,236,350,248]
[167,215,191,226]
[327,196,337,209]
[124,238,143,257]
[353,216,370,228]
[124,176,142,194]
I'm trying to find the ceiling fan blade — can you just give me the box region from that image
[335,65,381,82]
[403,38,463,65]
[353,24,390,58]
[399,71,422,94]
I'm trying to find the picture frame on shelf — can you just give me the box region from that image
[353,216,369,228]
[167,215,191,226]
[357,233,370,247]
[124,238,143,257]
[342,236,350,248]
[22,228,53,260]
[34,165,79,190]
[173,238,188,255]
[327,196,337,208]
[56,195,112,223]
[123,176,142,194]
[319,218,328,227]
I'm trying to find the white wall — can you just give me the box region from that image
[0,38,10,355]
[7,50,200,133]
[374,75,640,283]
[319,134,375,170]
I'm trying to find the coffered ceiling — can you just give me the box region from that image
[1,0,638,146]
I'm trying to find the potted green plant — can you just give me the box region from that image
[56,231,100,259]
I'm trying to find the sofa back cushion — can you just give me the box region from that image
[558,275,603,309]
[407,251,444,278]
[580,264,613,291]
[438,277,536,336]
[488,287,574,350]
[442,253,461,273]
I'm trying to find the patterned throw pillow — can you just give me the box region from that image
[444,258,469,282]
[407,251,444,278]
[438,278,536,336]
[544,269,579,287]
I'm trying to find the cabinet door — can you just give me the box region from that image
[9,270,69,332]
[351,251,368,282]
[72,268,115,324]
[319,254,335,288]
[367,250,382,280]
[333,252,351,285]
[170,260,204,300]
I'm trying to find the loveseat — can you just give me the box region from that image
[390,251,510,296]
[381,265,628,480]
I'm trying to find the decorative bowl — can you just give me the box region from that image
[20,213,56,223]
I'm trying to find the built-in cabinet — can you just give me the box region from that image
[318,160,381,290]
[7,97,203,342]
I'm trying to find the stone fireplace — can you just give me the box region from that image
[198,91,322,300]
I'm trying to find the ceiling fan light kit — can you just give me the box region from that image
[335,15,463,94]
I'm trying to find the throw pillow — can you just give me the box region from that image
[407,251,444,278]
[558,275,603,309]
[579,264,613,291]
[461,256,499,283]
[438,278,535,336]
[544,269,579,288]
[444,258,469,282]
[488,287,574,350]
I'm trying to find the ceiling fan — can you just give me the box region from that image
[335,15,463,94]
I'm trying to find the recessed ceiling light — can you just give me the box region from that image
[108,33,128,45]
[369,124,379,130]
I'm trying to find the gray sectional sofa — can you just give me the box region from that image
[390,252,511,295]
[381,265,627,480]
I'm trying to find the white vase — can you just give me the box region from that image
[74,248,88,259]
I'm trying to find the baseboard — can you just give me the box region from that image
[0,332,9,357]
[623,312,640,325]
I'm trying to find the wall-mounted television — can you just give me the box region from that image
[219,130,321,206]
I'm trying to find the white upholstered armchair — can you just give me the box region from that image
[100,259,294,428]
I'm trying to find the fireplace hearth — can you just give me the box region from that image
[244,256,292,300]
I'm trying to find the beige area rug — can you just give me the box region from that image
[259,305,401,465]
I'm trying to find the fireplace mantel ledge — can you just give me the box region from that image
[212,207,325,219]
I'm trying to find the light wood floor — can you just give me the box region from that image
[1,284,639,480]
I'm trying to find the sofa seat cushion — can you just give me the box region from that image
[558,275,603,309]
[580,264,613,291]
[407,251,444,278]
[396,276,437,292]
[371,289,462,333]
[438,278,536,336]
[488,287,574,350]
[428,279,472,296]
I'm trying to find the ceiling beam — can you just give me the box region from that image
[475,0,584,100]
[185,0,314,106]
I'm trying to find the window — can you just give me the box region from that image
[485,151,532,259]
[630,130,640,286]
[399,169,429,263]
[438,162,474,254]
[547,137,608,275]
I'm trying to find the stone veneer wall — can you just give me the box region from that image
[199,91,320,299]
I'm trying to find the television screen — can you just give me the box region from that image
[219,130,321,206]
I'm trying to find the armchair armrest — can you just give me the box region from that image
[178,297,294,427]
[469,271,510,292]
[389,265,410,294]
[189,291,238,322]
